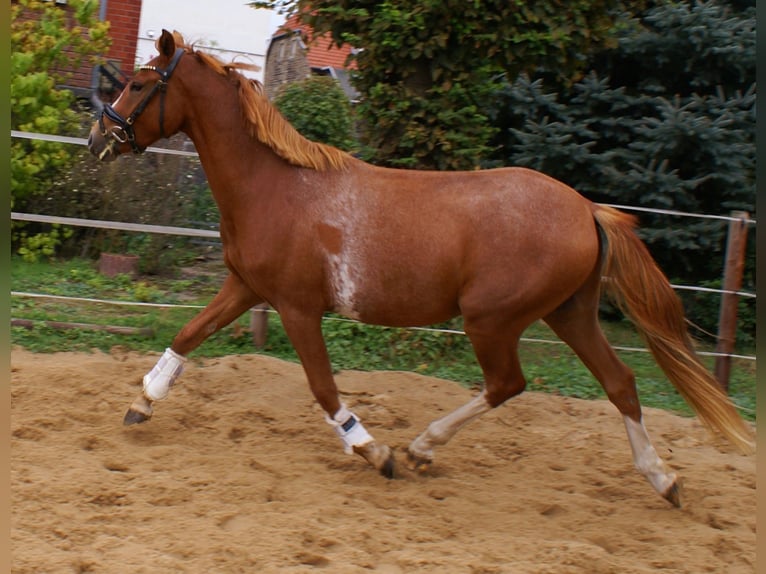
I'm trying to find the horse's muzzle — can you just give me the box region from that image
[87,128,119,162]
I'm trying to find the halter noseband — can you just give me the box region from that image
[98,47,185,154]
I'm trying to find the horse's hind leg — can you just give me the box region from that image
[124,273,262,425]
[543,286,681,507]
[407,319,526,471]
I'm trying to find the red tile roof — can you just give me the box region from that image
[279,14,356,70]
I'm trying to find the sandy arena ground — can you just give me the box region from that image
[11,347,755,573]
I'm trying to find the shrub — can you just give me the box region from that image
[11,0,110,261]
[273,75,357,151]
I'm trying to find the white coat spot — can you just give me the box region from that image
[327,254,361,320]
[320,182,367,320]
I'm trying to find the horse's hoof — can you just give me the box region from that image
[123,407,152,425]
[663,481,682,508]
[353,442,395,478]
[123,394,153,425]
[379,450,395,479]
[405,449,432,473]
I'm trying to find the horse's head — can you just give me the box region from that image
[88,30,186,162]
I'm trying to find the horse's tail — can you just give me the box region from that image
[592,204,754,453]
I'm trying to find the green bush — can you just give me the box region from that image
[11,0,110,261]
[273,75,357,151]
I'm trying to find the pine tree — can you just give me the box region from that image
[490,0,755,341]
[493,0,754,276]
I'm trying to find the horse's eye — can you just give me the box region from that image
[130,82,143,92]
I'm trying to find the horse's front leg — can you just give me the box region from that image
[279,308,395,478]
[124,273,262,424]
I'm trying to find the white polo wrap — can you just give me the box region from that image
[325,404,374,454]
[143,347,186,401]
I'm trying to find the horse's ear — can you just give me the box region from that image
[157,29,176,58]
[172,30,185,47]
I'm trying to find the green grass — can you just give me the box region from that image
[10,256,756,422]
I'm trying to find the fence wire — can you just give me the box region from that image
[10,290,757,362]
[11,129,756,364]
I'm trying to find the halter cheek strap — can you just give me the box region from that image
[98,47,185,154]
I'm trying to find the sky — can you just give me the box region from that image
[136,0,285,80]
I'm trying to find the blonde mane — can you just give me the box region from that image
[175,35,350,171]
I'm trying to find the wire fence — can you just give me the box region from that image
[9,289,757,362]
[10,129,757,364]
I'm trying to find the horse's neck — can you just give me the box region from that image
[182,88,283,208]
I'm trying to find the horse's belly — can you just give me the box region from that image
[356,294,460,327]
[327,252,461,327]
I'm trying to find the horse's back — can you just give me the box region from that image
[353,163,599,271]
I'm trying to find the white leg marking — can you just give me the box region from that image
[623,415,677,496]
[409,391,493,460]
[143,348,186,401]
[325,403,374,454]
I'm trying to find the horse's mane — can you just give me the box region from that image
[175,34,350,171]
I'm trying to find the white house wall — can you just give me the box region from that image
[135,0,284,82]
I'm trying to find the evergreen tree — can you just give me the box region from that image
[489,0,755,341]
[491,0,754,274]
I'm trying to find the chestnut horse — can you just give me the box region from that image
[88,30,752,507]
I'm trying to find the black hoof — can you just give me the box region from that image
[123,408,151,425]
[663,482,682,508]
[380,453,396,479]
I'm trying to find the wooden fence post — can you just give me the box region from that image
[250,303,270,348]
[713,211,749,393]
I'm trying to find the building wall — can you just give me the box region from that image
[264,32,311,100]
[11,0,142,100]
[264,14,356,101]
[104,0,142,75]
[92,0,142,102]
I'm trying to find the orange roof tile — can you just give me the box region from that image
[279,14,356,70]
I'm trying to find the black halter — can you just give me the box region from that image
[98,48,185,154]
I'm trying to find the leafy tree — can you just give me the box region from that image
[11,0,110,261]
[252,0,646,170]
[273,75,357,151]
